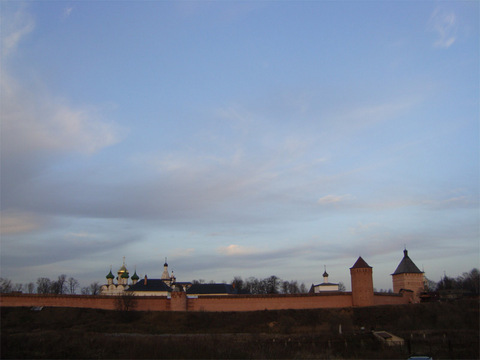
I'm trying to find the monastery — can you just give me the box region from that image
[0,249,426,311]
[100,248,425,301]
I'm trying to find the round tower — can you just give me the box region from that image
[350,256,374,307]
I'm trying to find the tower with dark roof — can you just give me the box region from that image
[350,256,374,307]
[391,249,424,301]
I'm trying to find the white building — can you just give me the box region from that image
[310,266,339,293]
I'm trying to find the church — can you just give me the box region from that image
[100,258,237,297]
[309,266,339,293]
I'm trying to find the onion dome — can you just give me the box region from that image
[118,257,128,275]
[121,271,129,279]
[106,269,114,279]
[323,265,329,278]
[131,270,139,281]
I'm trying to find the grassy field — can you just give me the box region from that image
[1,299,478,359]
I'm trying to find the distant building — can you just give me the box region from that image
[391,249,425,302]
[310,266,339,293]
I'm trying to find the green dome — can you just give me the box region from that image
[106,270,114,279]
[131,271,139,281]
[121,271,130,279]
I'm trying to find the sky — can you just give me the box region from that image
[1,1,478,292]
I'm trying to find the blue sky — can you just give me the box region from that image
[1,1,478,291]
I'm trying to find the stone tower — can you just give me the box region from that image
[391,249,424,302]
[350,256,374,307]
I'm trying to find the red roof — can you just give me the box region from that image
[350,256,372,269]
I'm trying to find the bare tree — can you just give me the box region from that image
[0,278,12,293]
[338,282,346,292]
[81,286,91,295]
[89,281,100,295]
[26,282,35,293]
[57,274,67,294]
[299,283,307,293]
[115,293,138,311]
[68,277,80,294]
[288,280,300,294]
[13,283,23,292]
[36,277,52,294]
[232,276,244,292]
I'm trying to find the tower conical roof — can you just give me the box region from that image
[392,249,422,275]
[350,256,372,269]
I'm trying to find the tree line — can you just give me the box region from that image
[194,275,346,294]
[433,268,479,294]
[0,275,101,295]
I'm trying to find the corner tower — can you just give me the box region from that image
[392,249,424,302]
[350,257,374,307]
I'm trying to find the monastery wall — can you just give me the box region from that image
[0,294,169,311]
[373,293,411,306]
[0,294,119,310]
[188,293,353,312]
[1,291,410,311]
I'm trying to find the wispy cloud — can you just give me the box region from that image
[429,7,457,49]
[217,244,259,256]
[0,5,34,58]
[0,211,44,235]
[62,6,74,20]
[2,74,124,156]
[317,194,354,205]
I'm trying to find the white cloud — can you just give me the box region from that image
[317,194,353,205]
[217,244,259,256]
[429,8,457,49]
[1,73,124,156]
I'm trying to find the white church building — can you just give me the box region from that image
[309,266,339,293]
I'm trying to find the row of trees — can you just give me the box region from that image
[232,276,309,294]
[194,276,346,294]
[434,268,479,295]
[0,275,101,295]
